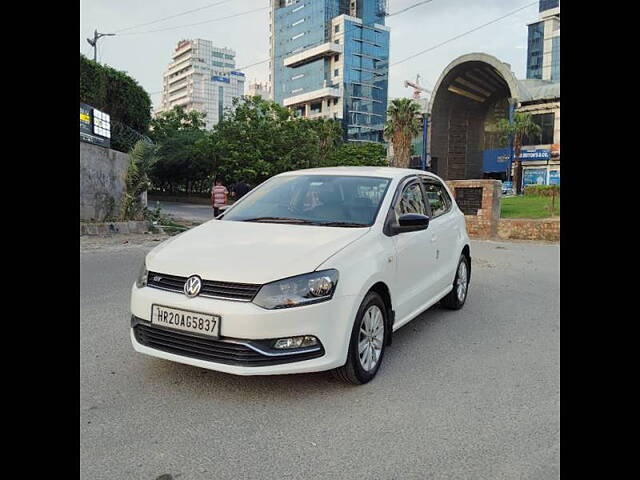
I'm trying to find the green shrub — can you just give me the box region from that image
[121,141,157,221]
[80,54,152,134]
[524,185,560,197]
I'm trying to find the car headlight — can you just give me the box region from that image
[136,260,148,288]
[252,269,339,309]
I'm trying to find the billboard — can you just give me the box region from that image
[80,103,111,148]
[523,168,548,186]
[549,169,560,185]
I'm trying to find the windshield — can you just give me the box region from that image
[222,175,391,227]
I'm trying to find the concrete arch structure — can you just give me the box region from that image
[427,53,528,180]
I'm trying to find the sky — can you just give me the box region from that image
[79,0,537,110]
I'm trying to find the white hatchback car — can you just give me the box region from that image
[131,167,471,384]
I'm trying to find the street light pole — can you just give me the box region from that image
[86,29,116,62]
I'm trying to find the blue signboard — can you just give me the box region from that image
[483,148,511,173]
[230,71,245,77]
[523,168,548,186]
[520,148,550,161]
[211,76,230,83]
[549,169,560,185]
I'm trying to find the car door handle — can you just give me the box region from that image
[431,235,438,243]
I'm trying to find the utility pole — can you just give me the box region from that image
[86,29,115,62]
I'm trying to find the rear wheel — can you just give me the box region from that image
[333,292,387,385]
[441,254,470,310]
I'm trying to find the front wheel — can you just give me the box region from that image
[441,254,470,310]
[333,292,387,385]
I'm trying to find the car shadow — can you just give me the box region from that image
[137,302,456,398]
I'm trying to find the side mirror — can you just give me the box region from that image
[392,213,430,234]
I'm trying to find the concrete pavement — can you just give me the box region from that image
[80,237,559,480]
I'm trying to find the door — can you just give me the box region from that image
[422,178,459,293]
[391,178,440,323]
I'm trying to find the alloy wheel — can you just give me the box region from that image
[456,260,468,302]
[358,305,384,372]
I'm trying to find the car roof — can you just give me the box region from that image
[277,166,440,180]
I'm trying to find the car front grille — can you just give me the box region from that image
[133,321,324,367]
[147,271,261,301]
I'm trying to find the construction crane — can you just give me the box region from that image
[404,74,431,100]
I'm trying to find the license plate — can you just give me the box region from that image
[151,305,220,337]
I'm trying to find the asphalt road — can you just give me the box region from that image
[80,236,559,480]
[151,201,215,223]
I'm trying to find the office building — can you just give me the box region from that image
[246,81,270,99]
[526,0,560,82]
[269,0,390,143]
[157,39,245,129]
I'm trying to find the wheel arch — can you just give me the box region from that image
[367,281,394,346]
[461,244,471,279]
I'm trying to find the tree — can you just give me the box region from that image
[497,113,542,195]
[149,106,206,143]
[147,107,209,194]
[324,142,388,167]
[209,97,325,184]
[80,54,152,136]
[151,129,211,194]
[384,98,422,168]
[307,118,343,166]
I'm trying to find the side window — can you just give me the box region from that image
[395,182,427,219]
[422,180,452,218]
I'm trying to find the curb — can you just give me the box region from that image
[80,221,150,236]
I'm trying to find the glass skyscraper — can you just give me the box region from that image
[526,0,560,82]
[269,0,390,143]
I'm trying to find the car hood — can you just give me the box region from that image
[146,220,370,284]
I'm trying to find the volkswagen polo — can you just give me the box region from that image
[130,167,471,384]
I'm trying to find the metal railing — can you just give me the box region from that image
[111,120,153,152]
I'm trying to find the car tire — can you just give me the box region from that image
[441,254,470,310]
[333,291,388,385]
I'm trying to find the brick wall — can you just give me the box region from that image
[497,218,560,241]
[446,179,501,238]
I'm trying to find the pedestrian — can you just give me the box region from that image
[211,177,229,217]
[231,178,251,201]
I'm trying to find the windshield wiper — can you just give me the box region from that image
[314,221,368,227]
[241,217,314,224]
[240,217,367,227]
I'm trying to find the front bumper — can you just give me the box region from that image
[130,283,360,376]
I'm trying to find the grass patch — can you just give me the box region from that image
[501,195,560,219]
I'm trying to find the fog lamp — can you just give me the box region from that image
[273,336,319,349]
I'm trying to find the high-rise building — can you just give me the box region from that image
[246,81,270,99]
[526,0,560,82]
[157,39,245,130]
[269,0,390,143]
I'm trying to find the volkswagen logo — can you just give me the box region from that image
[184,275,202,298]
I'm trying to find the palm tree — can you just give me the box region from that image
[497,113,542,195]
[384,98,422,168]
